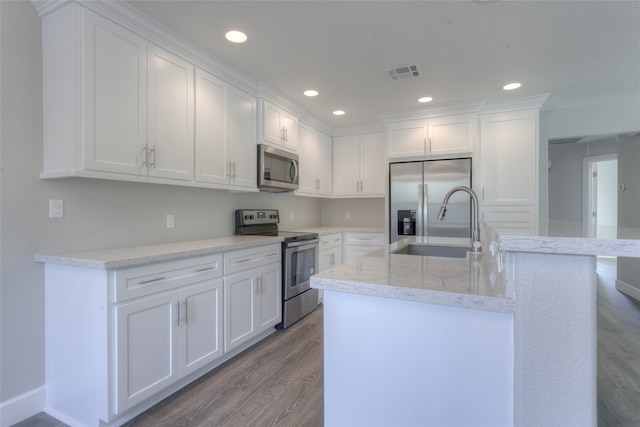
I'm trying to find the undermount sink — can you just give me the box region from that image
[391,243,471,258]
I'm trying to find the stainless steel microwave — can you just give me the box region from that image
[257,144,299,192]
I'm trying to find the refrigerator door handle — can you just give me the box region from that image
[417,184,425,236]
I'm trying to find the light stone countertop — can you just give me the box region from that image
[293,226,385,236]
[311,236,514,314]
[311,221,640,314]
[485,220,640,257]
[35,235,284,270]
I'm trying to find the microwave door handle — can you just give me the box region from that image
[290,159,299,183]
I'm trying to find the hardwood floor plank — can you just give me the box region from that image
[123,308,323,427]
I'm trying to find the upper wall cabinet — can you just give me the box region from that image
[147,45,195,181]
[386,113,477,160]
[42,6,148,177]
[333,132,386,198]
[37,2,258,191]
[42,6,196,180]
[195,69,257,190]
[298,123,332,197]
[258,100,299,153]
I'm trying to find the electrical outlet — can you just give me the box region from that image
[346,211,351,220]
[290,212,295,221]
[49,199,64,219]
[166,214,175,229]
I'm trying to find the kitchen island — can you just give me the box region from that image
[311,222,640,427]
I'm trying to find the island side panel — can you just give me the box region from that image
[323,290,514,427]
[512,252,597,427]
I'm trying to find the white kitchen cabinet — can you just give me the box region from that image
[41,6,147,177]
[41,5,195,181]
[479,109,539,227]
[298,123,333,196]
[319,233,343,271]
[195,69,257,190]
[224,245,282,352]
[260,99,299,152]
[386,113,476,160]
[147,45,195,181]
[44,253,226,425]
[333,132,386,197]
[343,232,385,262]
[115,279,225,413]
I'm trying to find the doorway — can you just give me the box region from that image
[583,154,618,238]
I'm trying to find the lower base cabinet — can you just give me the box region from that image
[115,278,223,413]
[43,244,281,426]
[344,232,385,262]
[224,263,281,352]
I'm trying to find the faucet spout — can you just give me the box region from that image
[437,186,481,253]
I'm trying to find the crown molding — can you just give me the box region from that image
[480,93,550,114]
[379,99,486,124]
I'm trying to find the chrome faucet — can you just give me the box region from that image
[437,186,481,253]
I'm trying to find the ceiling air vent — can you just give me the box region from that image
[385,64,423,81]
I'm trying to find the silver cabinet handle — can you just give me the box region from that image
[196,265,217,272]
[181,301,187,324]
[236,258,252,264]
[149,145,157,168]
[175,301,181,326]
[141,145,148,167]
[139,276,166,285]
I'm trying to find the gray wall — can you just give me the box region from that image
[548,138,619,222]
[617,137,640,297]
[541,104,640,302]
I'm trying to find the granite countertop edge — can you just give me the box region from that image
[35,236,284,270]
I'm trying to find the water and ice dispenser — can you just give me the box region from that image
[397,210,416,236]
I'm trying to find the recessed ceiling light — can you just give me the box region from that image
[503,82,522,91]
[304,90,319,97]
[418,96,433,103]
[225,30,247,43]
[333,110,346,116]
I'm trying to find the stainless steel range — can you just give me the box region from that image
[235,209,319,328]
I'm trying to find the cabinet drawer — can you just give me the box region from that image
[113,254,222,303]
[224,244,281,276]
[319,233,343,251]
[344,232,384,246]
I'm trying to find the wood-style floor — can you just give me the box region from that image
[13,258,640,427]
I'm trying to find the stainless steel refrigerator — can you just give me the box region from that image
[389,158,472,243]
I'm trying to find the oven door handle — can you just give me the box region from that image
[285,238,319,249]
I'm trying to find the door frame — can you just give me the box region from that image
[582,154,617,237]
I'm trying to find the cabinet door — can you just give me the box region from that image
[262,101,283,145]
[228,88,257,189]
[387,120,427,159]
[180,279,224,377]
[195,69,229,186]
[256,264,282,332]
[428,114,476,156]
[480,110,537,205]
[297,125,317,194]
[148,46,194,180]
[224,271,256,352]
[360,133,386,196]
[281,112,299,151]
[316,132,333,195]
[332,136,361,196]
[115,292,179,413]
[83,12,147,175]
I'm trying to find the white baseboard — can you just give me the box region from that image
[0,386,46,427]
[616,279,640,302]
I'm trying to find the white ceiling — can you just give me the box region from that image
[127,0,640,130]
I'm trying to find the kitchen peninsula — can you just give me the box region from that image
[311,221,640,427]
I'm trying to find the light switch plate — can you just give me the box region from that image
[49,199,64,218]
[166,214,175,229]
